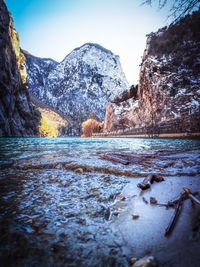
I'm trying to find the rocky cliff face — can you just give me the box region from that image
[104,9,200,135]
[0,0,40,137]
[24,43,129,135]
[23,51,58,100]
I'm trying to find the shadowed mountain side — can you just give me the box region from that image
[103,9,200,137]
[0,0,40,137]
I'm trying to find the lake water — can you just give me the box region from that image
[0,138,200,266]
[1,137,200,163]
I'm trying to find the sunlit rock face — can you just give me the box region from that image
[0,0,40,137]
[24,43,129,135]
[104,10,200,134]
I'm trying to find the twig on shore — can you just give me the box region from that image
[149,191,198,209]
[138,187,199,236]
[183,187,200,206]
[151,195,186,208]
[142,197,148,204]
[165,193,185,237]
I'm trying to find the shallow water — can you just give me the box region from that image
[0,138,200,266]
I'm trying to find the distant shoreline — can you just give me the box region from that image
[92,132,200,139]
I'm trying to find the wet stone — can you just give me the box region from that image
[75,168,84,174]
[132,256,157,267]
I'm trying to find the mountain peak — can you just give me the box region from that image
[73,43,115,56]
[62,42,119,66]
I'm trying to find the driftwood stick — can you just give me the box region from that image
[137,174,164,190]
[165,192,197,207]
[163,193,187,208]
[150,200,177,208]
[183,187,200,206]
[165,193,184,237]
[142,197,148,204]
[150,191,199,209]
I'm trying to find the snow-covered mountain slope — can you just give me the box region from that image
[24,43,129,135]
[103,9,200,136]
[23,51,58,100]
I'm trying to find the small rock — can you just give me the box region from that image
[132,214,139,220]
[130,257,137,264]
[132,256,157,267]
[75,168,84,174]
[150,197,157,205]
[54,163,63,169]
[64,181,71,187]
[118,194,126,201]
[103,176,111,182]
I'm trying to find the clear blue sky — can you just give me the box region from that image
[5,0,172,84]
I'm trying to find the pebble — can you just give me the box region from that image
[132,214,139,220]
[75,168,84,174]
[132,256,157,267]
[54,163,63,169]
[118,194,126,201]
[130,258,137,264]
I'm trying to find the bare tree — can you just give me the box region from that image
[142,0,200,21]
[81,118,103,137]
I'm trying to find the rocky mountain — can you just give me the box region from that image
[103,9,200,136]
[24,43,129,135]
[0,0,40,137]
[22,51,58,100]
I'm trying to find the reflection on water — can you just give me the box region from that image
[0,137,200,266]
